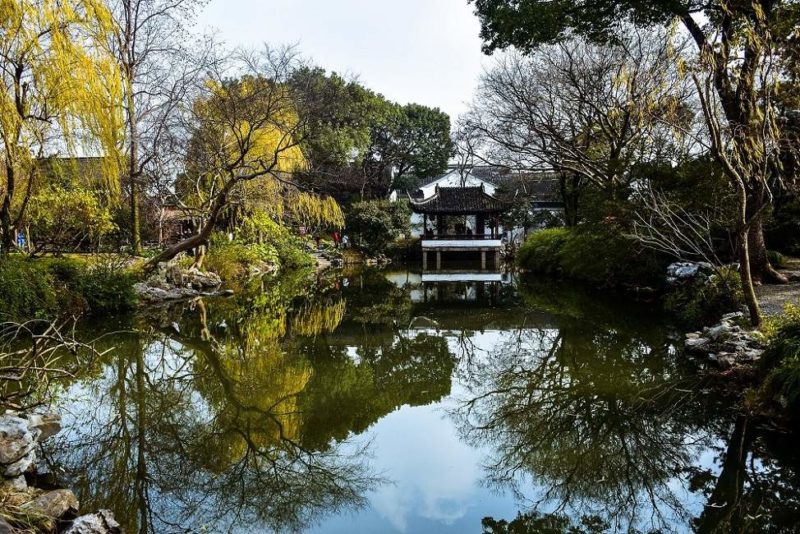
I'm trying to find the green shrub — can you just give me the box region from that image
[517,225,666,287]
[0,257,59,320]
[205,236,278,281]
[760,304,800,414]
[0,256,137,320]
[663,266,744,326]
[77,261,137,314]
[517,228,570,275]
[767,250,786,269]
[345,200,411,255]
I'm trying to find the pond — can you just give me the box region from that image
[40,268,800,533]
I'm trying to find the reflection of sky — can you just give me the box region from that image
[309,401,525,534]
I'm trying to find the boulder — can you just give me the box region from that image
[63,510,122,534]
[0,517,14,534]
[0,416,36,464]
[0,416,37,477]
[666,262,714,284]
[21,489,79,519]
[26,413,61,443]
[1,474,27,491]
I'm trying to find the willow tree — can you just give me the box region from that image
[470,0,798,325]
[147,49,344,269]
[0,0,123,253]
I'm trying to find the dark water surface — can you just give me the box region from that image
[43,269,800,533]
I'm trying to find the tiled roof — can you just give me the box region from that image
[409,186,511,215]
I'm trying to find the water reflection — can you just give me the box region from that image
[38,270,800,533]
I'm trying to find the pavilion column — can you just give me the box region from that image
[481,250,487,270]
[422,251,428,270]
[436,251,441,270]
[423,213,427,237]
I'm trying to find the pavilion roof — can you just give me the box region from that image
[408,186,511,215]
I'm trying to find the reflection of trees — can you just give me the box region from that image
[458,276,800,532]
[44,269,458,533]
[456,322,704,530]
[44,278,376,533]
[298,331,455,450]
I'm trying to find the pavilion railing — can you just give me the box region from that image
[422,233,500,240]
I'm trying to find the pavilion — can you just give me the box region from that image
[408,185,511,270]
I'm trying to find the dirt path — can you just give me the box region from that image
[756,258,800,315]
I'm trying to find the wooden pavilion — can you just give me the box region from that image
[408,185,511,270]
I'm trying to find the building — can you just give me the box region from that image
[390,166,565,270]
[409,183,511,270]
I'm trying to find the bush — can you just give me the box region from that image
[0,256,137,320]
[0,257,59,320]
[663,266,744,326]
[205,235,279,281]
[345,200,411,255]
[77,260,137,314]
[517,225,666,287]
[517,228,570,276]
[768,250,786,269]
[760,304,800,414]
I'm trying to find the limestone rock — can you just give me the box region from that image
[26,413,61,442]
[21,488,79,519]
[0,416,36,464]
[64,510,122,534]
[1,474,27,491]
[666,262,714,284]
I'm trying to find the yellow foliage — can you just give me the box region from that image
[0,0,124,201]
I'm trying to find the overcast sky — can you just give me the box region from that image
[197,0,489,122]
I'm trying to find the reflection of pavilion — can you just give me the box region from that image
[416,272,513,305]
[409,185,511,271]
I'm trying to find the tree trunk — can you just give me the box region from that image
[126,84,142,256]
[747,190,788,284]
[145,180,236,270]
[696,415,752,534]
[1,161,15,254]
[738,225,762,327]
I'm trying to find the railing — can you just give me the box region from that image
[422,233,498,240]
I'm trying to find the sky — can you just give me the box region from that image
[197,0,490,122]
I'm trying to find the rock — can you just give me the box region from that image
[0,416,36,464]
[26,413,61,443]
[0,517,14,534]
[0,416,37,477]
[21,489,79,519]
[63,510,122,534]
[666,262,714,284]
[686,332,700,340]
[3,450,35,477]
[722,311,745,321]
[1,474,27,491]
[707,324,731,341]
[685,337,710,351]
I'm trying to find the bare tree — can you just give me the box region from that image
[0,320,110,410]
[106,0,209,255]
[461,27,696,201]
[629,185,723,267]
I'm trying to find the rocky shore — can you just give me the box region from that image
[684,312,766,369]
[134,264,233,303]
[0,413,120,533]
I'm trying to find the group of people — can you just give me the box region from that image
[315,231,349,250]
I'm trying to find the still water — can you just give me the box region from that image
[42,269,800,533]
